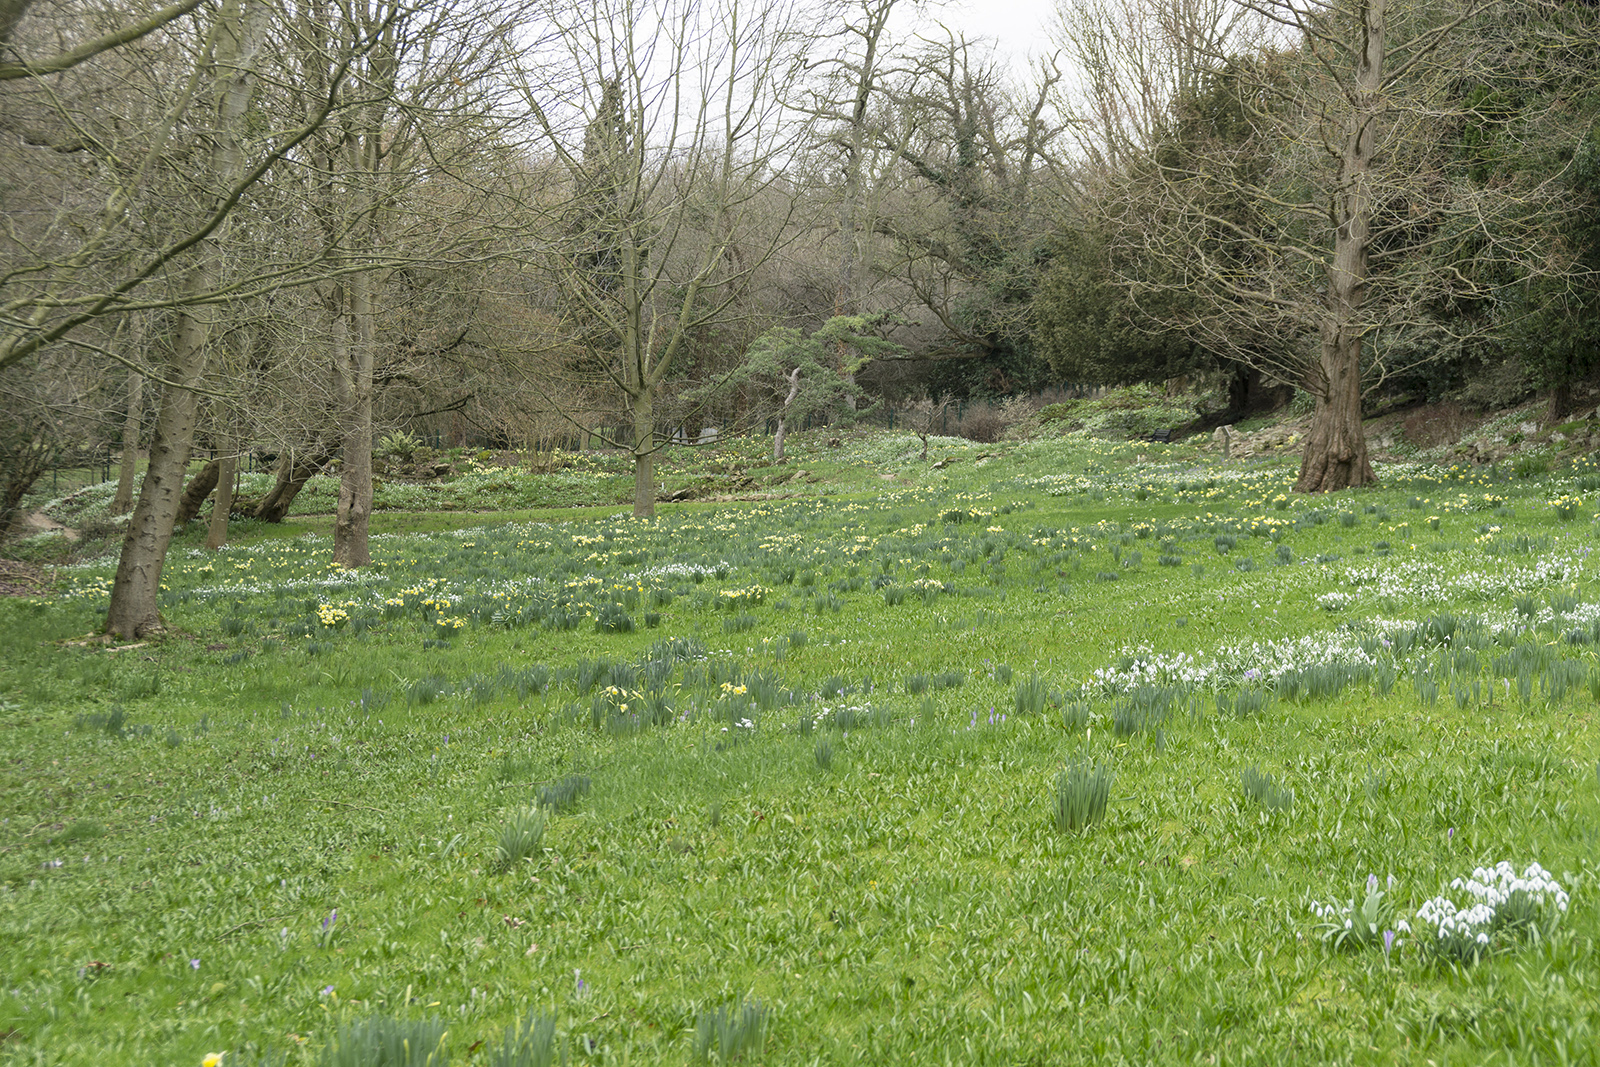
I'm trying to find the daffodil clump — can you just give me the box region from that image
[314,603,350,628]
[717,585,769,610]
[1549,494,1584,520]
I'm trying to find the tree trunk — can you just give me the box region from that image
[1225,364,1289,417]
[104,0,265,638]
[1295,0,1382,495]
[333,276,375,567]
[174,458,220,526]
[0,466,42,539]
[1295,348,1374,492]
[248,443,335,522]
[1546,381,1573,426]
[110,369,143,516]
[205,446,235,551]
[105,307,210,638]
[773,366,800,462]
[631,390,655,518]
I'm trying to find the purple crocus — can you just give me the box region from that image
[1383,929,1395,958]
[323,909,337,931]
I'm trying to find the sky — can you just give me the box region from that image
[890,0,1062,76]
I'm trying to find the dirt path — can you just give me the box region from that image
[18,511,78,542]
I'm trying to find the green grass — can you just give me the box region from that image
[3,432,1600,1065]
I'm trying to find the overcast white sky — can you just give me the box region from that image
[890,0,1061,75]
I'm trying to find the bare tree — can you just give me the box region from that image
[0,0,381,378]
[1051,0,1261,170]
[1102,0,1568,491]
[0,0,203,81]
[905,391,953,459]
[516,0,814,517]
[104,0,273,637]
[291,0,510,565]
[868,34,1066,392]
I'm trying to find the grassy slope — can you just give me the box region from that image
[2,429,1598,1066]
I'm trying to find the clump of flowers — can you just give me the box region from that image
[718,585,769,610]
[433,615,467,638]
[1317,592,1354,613]
[1311,862,1570,966]
[1415,861,1570,963]
[1549,494,1584,521]
[314,603,349,628]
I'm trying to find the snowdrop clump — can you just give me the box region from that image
[1417,861,1571,955]
[1339,552,1593,608]
[1456,861,1569,911]
[1318,862,1571,965]
[1413,895,1495,954]
[1087,627,1393,696]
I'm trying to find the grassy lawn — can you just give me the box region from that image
[3,431,1598,1065]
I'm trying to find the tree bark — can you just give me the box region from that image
[1546,381,1573,426]
[631,388,655,518]
[1294,0,1383,494]
[174,458,221,526]
[104,0,265,638]
[773,367,801,462]
[0,454,47,539]
[332,275,375,567]
[205,442,235,550]
[105,306,211,638]
[110,370,143,516]
[1295,349,1373,492]
[247,443,336,522]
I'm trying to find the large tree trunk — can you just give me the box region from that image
[1546,381,1573,426]
[105,308,210,638]
[248,443,335,522]
[1296,344,1374,492]
[174,458,220,526]
[110,369,143,517]
[631,390,655,518]
[104,0,265,638]
[1295,0,1382,495]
